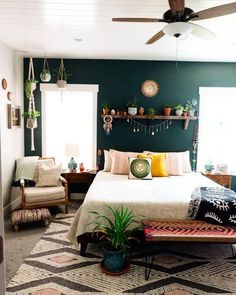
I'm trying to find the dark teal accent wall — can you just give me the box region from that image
[23,58,236,189]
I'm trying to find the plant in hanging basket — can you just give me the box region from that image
[40,69,51,82]
[25,79,38,99]
[23,110,40,129]
[40,57,51,82]
[55,59,72,89]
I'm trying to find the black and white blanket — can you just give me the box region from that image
[188,186,236,226]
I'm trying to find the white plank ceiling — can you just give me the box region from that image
[0,0,236,61]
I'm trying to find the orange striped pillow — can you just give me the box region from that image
[110,150,138,174]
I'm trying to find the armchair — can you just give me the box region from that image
[12,158,68,230]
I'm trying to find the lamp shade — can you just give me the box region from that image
[163,22,193,38]
[65,144,80,157]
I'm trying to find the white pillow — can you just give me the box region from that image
[165,153,184,176]
[36,164,62,187]
[181,151,192,173]
[103,150,112,172]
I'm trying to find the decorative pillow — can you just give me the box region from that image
[110,150,138,175]
[36,164,62,187]
[33,159,55,183]
[128,157,152,180]
[165,153,184,176]
[15,156,39,181]
[103,150,112,172]
[143,150,192,173]
[181,151,192,173]
[138,153,168,177]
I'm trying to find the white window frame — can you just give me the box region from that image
[40,83,99,168]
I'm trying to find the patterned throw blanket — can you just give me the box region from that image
[188,186,236,226]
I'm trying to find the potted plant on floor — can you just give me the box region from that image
[90,205,141,273]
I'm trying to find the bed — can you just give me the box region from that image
[67,170,221,254]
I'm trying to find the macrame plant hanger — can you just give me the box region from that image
[27,58,37,151]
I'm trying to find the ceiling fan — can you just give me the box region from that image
[112,1,236,44]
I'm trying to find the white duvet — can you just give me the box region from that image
[67,171,220,246]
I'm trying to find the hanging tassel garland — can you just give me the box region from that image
[128,119,172,135]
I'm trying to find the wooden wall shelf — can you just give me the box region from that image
[101,115,197,130]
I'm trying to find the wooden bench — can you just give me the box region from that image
[142,219,236,280]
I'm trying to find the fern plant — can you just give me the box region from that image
[89,205,141,251]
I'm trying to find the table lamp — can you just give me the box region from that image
[65,144,80,172]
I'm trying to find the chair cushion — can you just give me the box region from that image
[33,159,55,183]
[36,165,62,187]
[24,186,65,204]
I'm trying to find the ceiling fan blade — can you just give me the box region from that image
[191,23,216,40]
[190,2,236,21]
[112,17,166,23]
[146,30,165,45]
[168,0,185,15]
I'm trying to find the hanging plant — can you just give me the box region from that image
[25,79,38,99]
[56,58,72,89]
[40,56,51,82]
[25,58,39,151]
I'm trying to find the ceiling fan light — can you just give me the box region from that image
[163,22,193,38]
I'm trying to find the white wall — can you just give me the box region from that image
[0,41,24,294]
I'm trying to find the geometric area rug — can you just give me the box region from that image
[6,214,236,295]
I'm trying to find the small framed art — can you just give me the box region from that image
[7,104,21,129]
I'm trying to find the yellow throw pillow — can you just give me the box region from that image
[137,153,168,177]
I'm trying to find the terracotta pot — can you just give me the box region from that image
[138,107,145,115]
[103,108,109,115]
[162,107,172,116]
[182,111,188,117]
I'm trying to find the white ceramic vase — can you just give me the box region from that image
[175,109,183,116]
[128,107,137,116]
[188,109,195,117]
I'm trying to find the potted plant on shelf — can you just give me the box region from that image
[101,100,111,115]
[89,205,141,273]
[185,98,198,117]
[174,104,184,116]
[126,98,138,116]
[182,107,188,117]
[138,106,145,115]
[162,104,172,116]
[146,107,156,118]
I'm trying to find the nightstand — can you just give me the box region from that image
[201,172,232,189]
[62,171,97,200]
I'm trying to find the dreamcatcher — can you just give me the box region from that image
[103,115,113,135]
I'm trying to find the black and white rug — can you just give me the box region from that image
[6,214,236,294]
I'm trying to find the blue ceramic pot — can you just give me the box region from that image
[103,248,126,272]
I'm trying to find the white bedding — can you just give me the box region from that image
[67,171,220,246]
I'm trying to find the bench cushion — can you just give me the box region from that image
[142,220,236,243]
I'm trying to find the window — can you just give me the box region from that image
[198,87,236,172]
[41,84,98,169]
